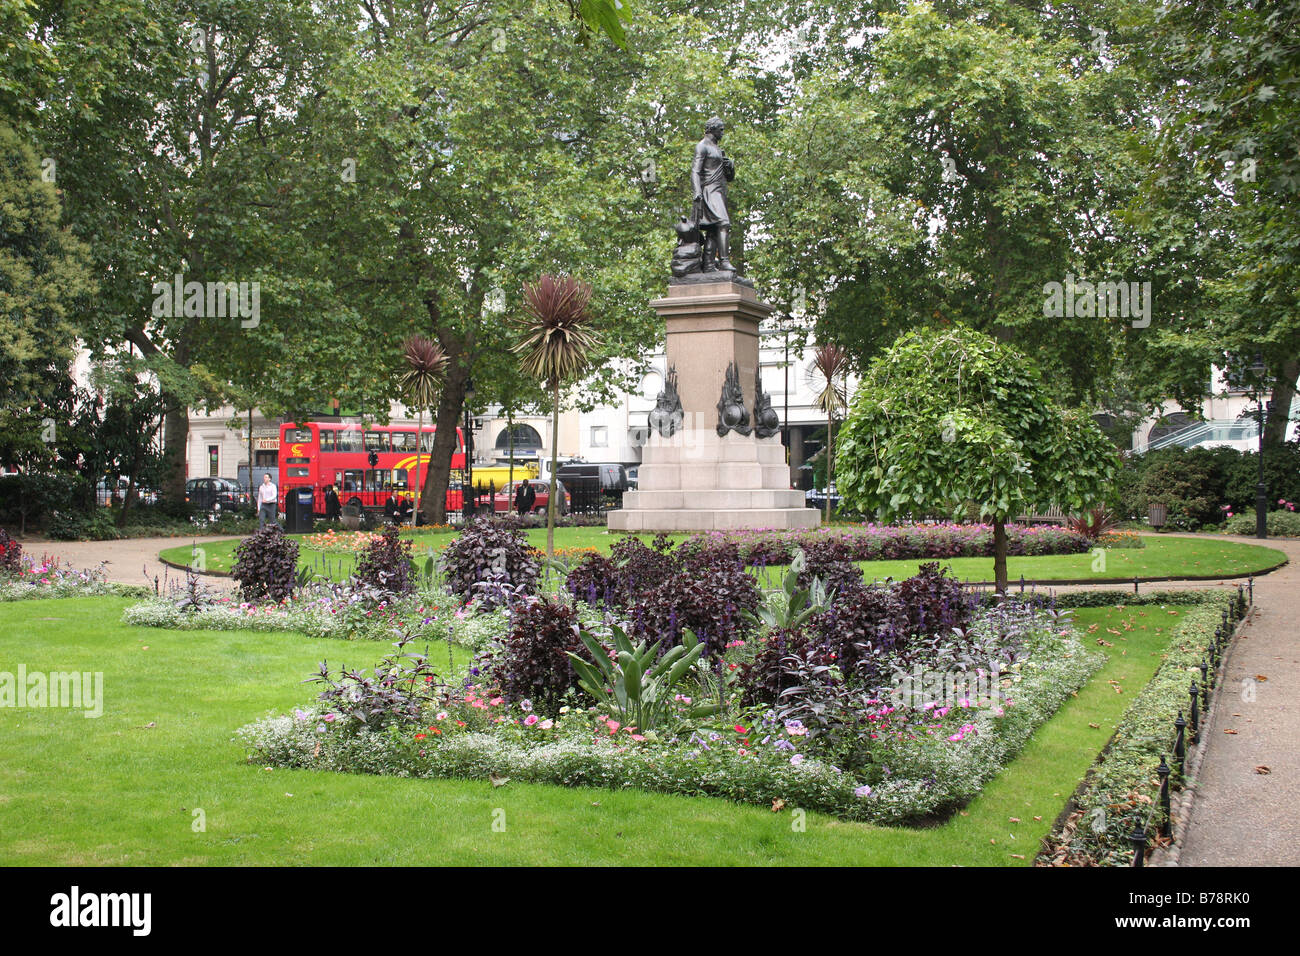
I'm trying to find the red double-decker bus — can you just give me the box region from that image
[279,422,467,516]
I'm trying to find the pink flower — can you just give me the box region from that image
[524,714,539,726]
[605,719,620,735]
[539,719,553,730]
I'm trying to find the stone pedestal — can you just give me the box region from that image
[608,280,821,533]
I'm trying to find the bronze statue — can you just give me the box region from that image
[692,116,735,273]
[672,116,749,284]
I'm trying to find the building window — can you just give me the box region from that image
[590,426,608,447]
[495,423,543,450]
[208,445,219,477]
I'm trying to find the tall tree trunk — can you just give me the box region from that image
[412,407,423,528]
[825,413,833,524]
[161,400,190,507]
[1265,356,1300,447]
[421,367,467,526]
[547,380,559,561]
[993,518,1009,596]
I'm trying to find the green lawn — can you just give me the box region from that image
[158,528,1285,586]
[0,596,1187,865]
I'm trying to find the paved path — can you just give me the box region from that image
[1175,534,1300,866]
[20,534,243,588]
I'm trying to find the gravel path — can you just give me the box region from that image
[21,534,243,588]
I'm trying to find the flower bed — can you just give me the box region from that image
[241,564,1102,824]
[682,523,1092,566]
[0,554,150,602]
[304,529,386,553]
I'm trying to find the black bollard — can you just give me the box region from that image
[1189,681,1200,745]
[1174,712,1187,775]
[1130,820,1148,867]
[1157,755,1172,839]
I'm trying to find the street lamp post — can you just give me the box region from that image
[1255,398,1270,539]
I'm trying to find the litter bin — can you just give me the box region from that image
[1147,502,1167,530]
[287,487,315,533]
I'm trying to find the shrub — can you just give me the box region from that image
[811,583,910,685]
[738,626,834,708]
[631,544,760,659]
[483,597,584,716]
[607,534,678,607]
[1067,507,1118,540]
[45,508,121,541]
[354,527,416,596]
[894,562,975,638]
[439,516,540,608]
[0,528,21,575]
[231,523,300,604]
[1223,509,1300,537]
[305,636,444,731]
[564,551,623,606]
[794,537,863,597]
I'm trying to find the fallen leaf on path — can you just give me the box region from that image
[1254,766,1271,774]
[1224,729,1239,735]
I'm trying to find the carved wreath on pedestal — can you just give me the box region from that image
[716,362,752,437]
[648,366,684,438]
[753,367,779,438]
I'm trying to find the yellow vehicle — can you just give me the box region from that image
[467,462,538,490]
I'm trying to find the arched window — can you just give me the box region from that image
[494,423,543,450]
[1147,412,1193,445]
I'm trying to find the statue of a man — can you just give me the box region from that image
[691,116,736,273]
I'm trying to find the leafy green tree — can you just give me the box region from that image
[836,325,1117,593]
[36,0,335,504]
[1120,0,1300,446]
[234,1,762,523]
[0,122,93,474]
[750,0,1138,406]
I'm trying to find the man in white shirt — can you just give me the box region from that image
[257,474,279,528]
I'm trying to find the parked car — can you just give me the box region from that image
[804,483,841,511]
[557,462,629,493]
[186,477,251,513]
[489,479,569,516]
[96,477,158,506]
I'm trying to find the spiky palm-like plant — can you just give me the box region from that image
[513,275,599,560]
[810,343,849,523]
[399,334,448,527]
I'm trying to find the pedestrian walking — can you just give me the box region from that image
[257,473,279,528]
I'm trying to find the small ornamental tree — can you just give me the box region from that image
[836,325,1117,594]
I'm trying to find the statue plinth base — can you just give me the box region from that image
[608,280,820,533]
